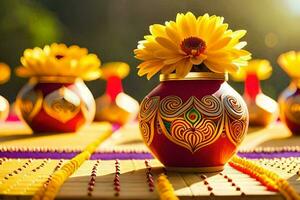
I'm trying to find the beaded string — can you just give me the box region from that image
[144,160,154,192]
[219,172,245,196]
[257,158,300,175]
[199,174,215,196]
[230,155,300,200]
[1,159,32,181]
[87,160,100,196]
[113,159,121,196]
[156,173,179,200]
[32,129,112,200]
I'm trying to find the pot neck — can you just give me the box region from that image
[105,76,123,101]
[159,72,228,82]
[244,73,261,100]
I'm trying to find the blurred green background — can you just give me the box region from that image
[0,0,300,102]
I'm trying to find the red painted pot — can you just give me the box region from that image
[138,72,249,172]
[15,76,95,133]
[278,80,300,134]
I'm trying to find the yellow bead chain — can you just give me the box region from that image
[156,174,179,200]
[230,156,300,200]
[32,129,112,200]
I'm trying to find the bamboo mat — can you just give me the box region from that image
[0,121,298,199]
[2,158,298,199]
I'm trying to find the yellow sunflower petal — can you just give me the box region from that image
[175,59,193,78]
[150,24,167,37]
[161,64,176,74]
[155,37,179,51]
[165,21,182,44]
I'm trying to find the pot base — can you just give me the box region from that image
[166,165,224,173]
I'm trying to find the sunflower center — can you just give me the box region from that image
[180,37,206,57]
[55,54,64,59]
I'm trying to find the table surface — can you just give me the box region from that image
[0,121,299,200]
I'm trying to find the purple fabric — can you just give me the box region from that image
[90,152,153,160]
[238,152,300,159]
[0,152,78,159]
[2,151,300,160]
[0,151,153,160]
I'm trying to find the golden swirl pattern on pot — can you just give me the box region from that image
[222,95,248,145]
[16,81,43,122]
[170,117,218,153]
[139,94,248,153]
[157,95,224,153]
[43,87,81,123]
[139,96,160,145]
[284,96,300,125]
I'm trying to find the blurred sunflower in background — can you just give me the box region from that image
[134,12,251,79]
[16,43,101,81]
[231,59,272,81]
[278,51,300,79]
[0,63,11,84]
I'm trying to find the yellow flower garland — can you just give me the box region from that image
[156,174,179,200]
[230,156,300,200]
[32,128,112,200]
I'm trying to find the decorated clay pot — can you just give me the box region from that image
[243,74,279,126]
[278,80,300,134]
[95,62,139,125]
[138,72,249,172]
[15,76,95,133]
[0,95,9,121]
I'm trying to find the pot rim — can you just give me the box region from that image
[29,76,80,83]
[159,72,228,82]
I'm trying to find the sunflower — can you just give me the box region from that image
[0,63,11,84]
[100,62,130,80]
[231,59,272,81]
[16,43,101,81]
[134,12,251,79]
[278,51,300,79]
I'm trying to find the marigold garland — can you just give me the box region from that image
[32,128,112,200]
[156,174,179,200]
[230,156,300,200]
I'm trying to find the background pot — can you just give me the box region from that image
[138,72,249,172]
[0,95,9,121]
[15,76,95,133]
[278,79,300,134]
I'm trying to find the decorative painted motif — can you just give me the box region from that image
[285,96,300,125]
[17,89,43,122]
[15,78,96,133]
[43,87,81,123]
[139,95,248,153]
[139,96,160,145]
[222,95,248,145]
